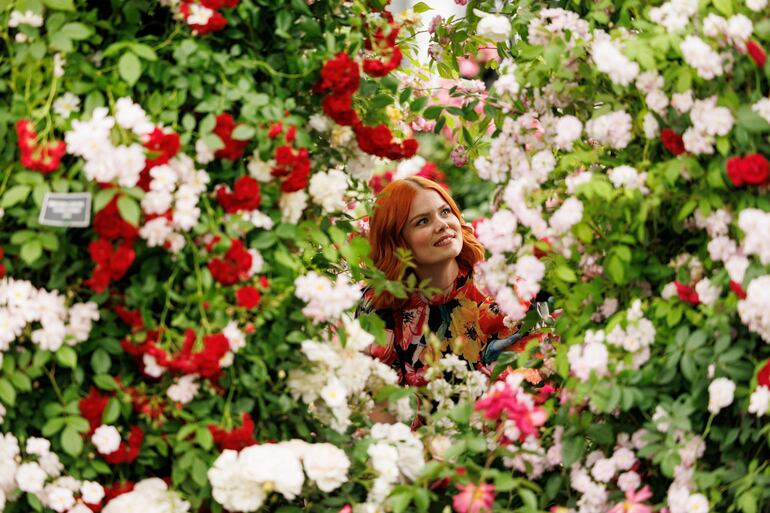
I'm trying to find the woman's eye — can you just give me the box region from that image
[416,218,427,226]
[441,208,450,215]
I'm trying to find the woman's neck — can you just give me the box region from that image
[415,259,459,295]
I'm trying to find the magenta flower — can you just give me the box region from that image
[607,485,654,513]
[453,482,495,513]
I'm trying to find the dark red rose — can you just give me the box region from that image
[729,280,747,299]
[661,128,685,156]
[322,93,359,126]
[759,360,770,387]
[236,286,262,309]
[144,128,181,169]
[748,40,767,67]
[16,119,66,174]
[208,259,239,285]
[318,52,361,95]
[267,123,283,138]
[209,413,257,451]
[674,280,700,305]
[727,153,770,186]
[213,113,250,160]
[94,197,139,242]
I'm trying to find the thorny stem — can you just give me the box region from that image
[45,366,66,405]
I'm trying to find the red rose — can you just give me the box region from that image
[79,387,111,434]
[674,281,700,305]
[216,176,261,213]
[729,280,747,299]
[363,47,403,77]
[759,360,770,387]
[236,286,261,309]
[322,93,359,126]
[213,113,250,160]
[181,2,227,34]
[226,239,253,275]
[280,159,310,192]
[747,40,767,68]
[268,123,283,138]
[661,128,685,156]
[727,153,770,186]
[144,128,180,169]
[400,138,419,158]
[208,259,239,285]
[110,243,135,280]
[285,125,296,143]
[318,52,361,95]
[16,119,66,174]
[88,239,113,267]
[209,413,257,451]
[94,197,139,242]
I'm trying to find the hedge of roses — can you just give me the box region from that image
[3,0,770,512]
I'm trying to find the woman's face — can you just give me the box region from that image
[402,188,463,267]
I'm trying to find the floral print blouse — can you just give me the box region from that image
[358,267,529,387]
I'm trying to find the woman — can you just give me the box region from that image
[360,176,530,387]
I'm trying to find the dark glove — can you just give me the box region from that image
[481,332,524,365]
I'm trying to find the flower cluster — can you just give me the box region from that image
[363,423,425,509]
[0,277,99,352]
[208,440,350,511]
[293,271,360,324]
[102,478,188,513]
[15,119,66,174]
[207,239,262,286]
[288,317,397,431]
[0,433,106,513]
[317,51,418,161]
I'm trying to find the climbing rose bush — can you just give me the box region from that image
[3,0,770,512]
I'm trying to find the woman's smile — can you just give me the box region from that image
[434,232,456,247]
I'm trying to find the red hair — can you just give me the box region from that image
[368,176,485,309]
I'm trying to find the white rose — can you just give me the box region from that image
[91,425,121,455]
[707,377,736,414]
[302,443,350,492]
[476,12,511,42]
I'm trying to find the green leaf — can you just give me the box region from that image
[118,52,142,86]
[423,106,443,119]
[196,427,214,450]
[93,374,119,391]
[712,0,733,16]
[102,398,121,424]
[1,185,31,208]
[59,22,92,40]
[65,415,91,433]
[231,124,255,140]
[117,196,141,226]
[43,0,75,10]
[91,349,111,374]
[0,379,16,406]
[554,265,577,283]
[412,1,431,12]
[94,188,118,212]
[389,491,413,513]
[42,417,65,437]
[605,254,625,284]
[56,346,77,368]
[60,426,83,456]
[130,43,158,61]
[562,435,585,467]
[20,240,43,264]
[736,105,770,133]
[587,423,614,445]
[10,230,37,245]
